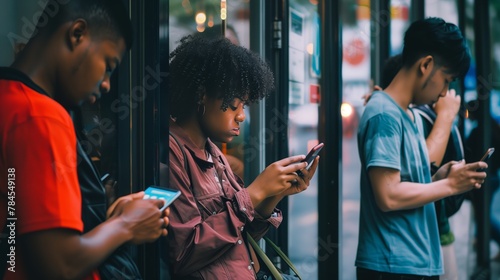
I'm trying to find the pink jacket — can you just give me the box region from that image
[167,121,282,279]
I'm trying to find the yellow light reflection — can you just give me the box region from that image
[197,25,206,32]
[195,12,206,24]
[341,102,354,118]
[221,0,227,20]
[208,15,214,27]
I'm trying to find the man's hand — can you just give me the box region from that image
[107,191,145,218]
[433,89,460,121]
[362,85,382,106]
[117,199,170,243]
[440,160,488,193]
[107,192,171,242]
[432,160,457,181]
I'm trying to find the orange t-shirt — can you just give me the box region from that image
[0,69,99,280]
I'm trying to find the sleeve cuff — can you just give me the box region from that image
[234,189,283,228]
[254,208,282,229]
[234,188,256,222]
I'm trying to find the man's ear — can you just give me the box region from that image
[66,19,89,51]
[419,55,434,76]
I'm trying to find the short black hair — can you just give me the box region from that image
[402,17,470,79]
[36,0,133,50]
[168,35,274,122]
[381,54,402,89]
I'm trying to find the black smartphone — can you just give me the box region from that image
[303,143,324,169]
[480,147,495,162]
[478,147,495,172]
[296,143,324,178]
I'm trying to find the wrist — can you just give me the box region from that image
[273,192,285,201]
[435,113,456,124]
[107,215,134,243]
[246,184,266,207]
[439,178,455,196]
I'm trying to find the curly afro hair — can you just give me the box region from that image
[168,34,275,122]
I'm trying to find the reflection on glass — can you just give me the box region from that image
[287,1,320,279]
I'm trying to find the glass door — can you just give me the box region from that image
[287,1,321,279]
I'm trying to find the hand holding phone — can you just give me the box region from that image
[297,143,324,177]
[144,186,181,211]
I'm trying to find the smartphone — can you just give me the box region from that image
[296,143,324,177]
[480,147,495,162]
[478,147,495,172]
[144,186,181,211]
[303,143,324,169]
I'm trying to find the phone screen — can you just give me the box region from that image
[144,186,181,211]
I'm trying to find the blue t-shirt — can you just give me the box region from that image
[355,91,443,276]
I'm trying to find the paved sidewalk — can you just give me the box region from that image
[449,198,500,280]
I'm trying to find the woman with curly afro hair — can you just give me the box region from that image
[165,34,319,279]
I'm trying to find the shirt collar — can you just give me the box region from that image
[0,67,49,97]
[169,118,225,170]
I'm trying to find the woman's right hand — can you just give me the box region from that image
[247,155,307,202]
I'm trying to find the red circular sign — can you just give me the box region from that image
[343,38,366,66]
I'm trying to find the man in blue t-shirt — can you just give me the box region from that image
[356,17,488,279]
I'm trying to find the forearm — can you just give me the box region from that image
[377,180,454,212]
[22,218,132,280]
[246,183,266,209]
[426,115,454,166]
[74,218,133,271]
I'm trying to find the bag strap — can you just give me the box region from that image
[413,105,464,160]
[247,232,303,280]
[263,236,302,279]
[247,232,284,280]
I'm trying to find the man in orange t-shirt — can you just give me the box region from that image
[0,1,169,279]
